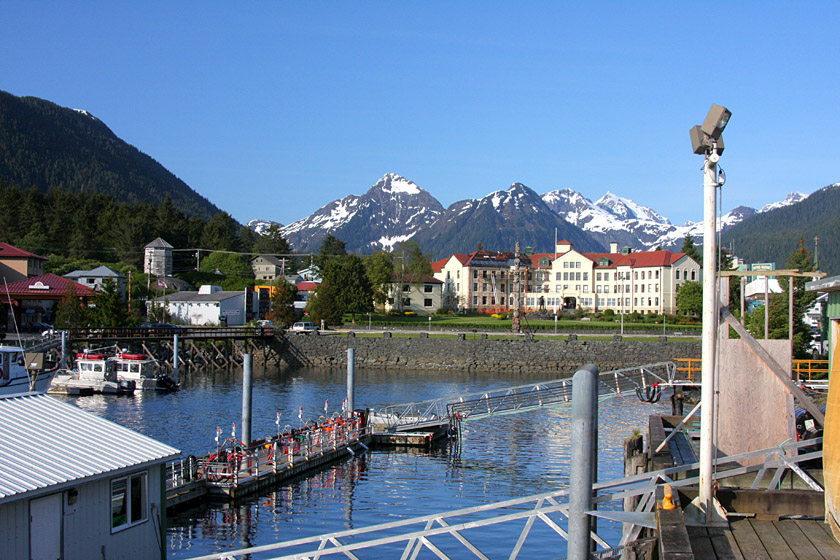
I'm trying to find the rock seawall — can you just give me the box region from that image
[276,334,701,374]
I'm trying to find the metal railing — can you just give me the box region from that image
[792,359,829,382]
[166,416,366,491]
[184,438,823,560]
[369,362,678,432]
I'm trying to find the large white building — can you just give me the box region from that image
[432,241,701,315]
[149,285,252,325]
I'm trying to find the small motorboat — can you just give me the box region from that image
[113,351,179,391]
[49,352,135,396]
[0,345,57,395]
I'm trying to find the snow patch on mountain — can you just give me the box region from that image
[380,172,421,195]
[247,219,282,235]
[759,192,808,213]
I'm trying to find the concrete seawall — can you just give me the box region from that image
[276,334,701,374]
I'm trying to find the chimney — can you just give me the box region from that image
[609,242,618,253]
[556,240,572,254]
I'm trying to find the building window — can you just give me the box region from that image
[387,298,394,305]
[691,270,696,280]
[575,272,581,281]
[576,262,581,269]
[482,283,488,291]
[111,472,148,532]
[583,285,589,293]
[473,283,478,291]
[675,270,680,280]
[596,285,602,293]
[501,296,505,305]
[473,270,478,278]
[473,296,478,305]
[402,284,411,292]
[556,272,562,281]
[634,271,638,280]
[424,299,432,307]
[583,272,588,281]
[655,271,659,279]
[424,284,433,293]
[482,296,487,305]
[563,262,569,268]
[603,285,609,294]
[596,272,602,281]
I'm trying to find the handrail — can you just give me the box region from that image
[183,438,823,560]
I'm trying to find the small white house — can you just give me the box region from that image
[150,285,250,326]
[0,393,179,560]
[64,265,127,300]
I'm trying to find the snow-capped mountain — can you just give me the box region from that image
[412,183,600,258]
[278,173,444,253]
[541,188,674,250]
[252,172,816,260]
[759,192,808,213]
[541,187,809,251]
[247,219,282,235]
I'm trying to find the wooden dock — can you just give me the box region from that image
[688,518,840,559]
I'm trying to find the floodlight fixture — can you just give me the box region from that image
[700,104,731,140]
[690,125,725,155]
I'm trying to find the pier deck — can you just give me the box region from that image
[688,518,840,559]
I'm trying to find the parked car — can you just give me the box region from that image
[290,322,318,333]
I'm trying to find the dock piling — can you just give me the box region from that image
[173,333,180,383]
[242,354,253,446]
[568,364,599,560]
[347,348,355,412]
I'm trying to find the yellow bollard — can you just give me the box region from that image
[662,483,675,510]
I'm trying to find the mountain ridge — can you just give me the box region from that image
[0,90,221,220]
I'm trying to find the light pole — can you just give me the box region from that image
[689,104,731,526]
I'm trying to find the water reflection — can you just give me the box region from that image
[55,366,669,558]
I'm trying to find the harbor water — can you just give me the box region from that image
[56,365,669,559]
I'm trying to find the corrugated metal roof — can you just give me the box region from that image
[152,290,243,303]
[0,394,180,503]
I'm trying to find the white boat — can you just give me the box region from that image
[49,353,135,396]
[0,345,57,395]
[113,352,179,391]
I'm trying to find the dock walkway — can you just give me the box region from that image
[689,519,840,559]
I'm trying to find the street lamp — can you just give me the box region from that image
[690,104,731,527]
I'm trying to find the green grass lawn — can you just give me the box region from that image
[343,312,700,334]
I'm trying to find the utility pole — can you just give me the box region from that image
[512,242,521,333]
[815,236,819,270]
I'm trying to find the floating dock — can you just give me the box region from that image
[165,414,370,510]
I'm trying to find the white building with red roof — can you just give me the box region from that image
[1,273,96,330]
[433,241,700,315]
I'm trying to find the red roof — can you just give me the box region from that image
[296,281,319,292]
[0,242,46,261]
[430,258,448,273]
[585,250,686,268]
[2,273,96,298]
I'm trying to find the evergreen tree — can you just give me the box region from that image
[201,212,240,251]
[305,279,342,327]
[681,234,702,265]
[91,279,130,327]
[266,279,298,327]
[54,283,89,328]
[254,224,291,255]
[199,252,252,278]
[334,255,373,322]
[315,234,347,271]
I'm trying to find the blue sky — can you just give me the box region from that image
[3,2,839,228]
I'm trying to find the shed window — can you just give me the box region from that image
[111,472,148,532]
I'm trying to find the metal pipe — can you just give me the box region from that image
[568,363,598,560]
[60,331,67,369]
[242,354,253,446]
[347,348,355,412]
[173,333,179,384]
[698,148,719,523]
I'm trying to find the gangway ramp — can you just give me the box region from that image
[369,362,679,433]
